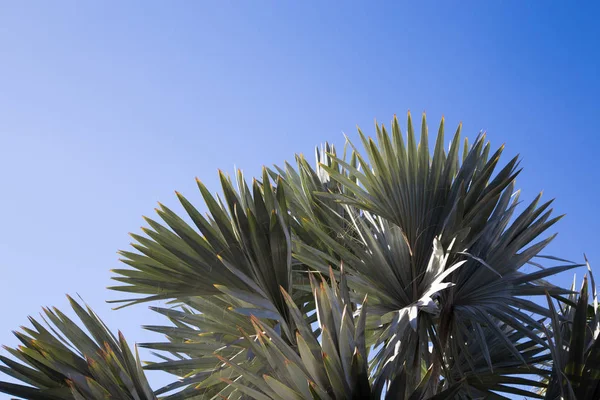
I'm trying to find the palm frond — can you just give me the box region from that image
[0,296,155,400]
[111,168,294,325]
[283,113,578,396]
[543,256,600,399]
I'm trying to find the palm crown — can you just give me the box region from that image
[1,113,597,399]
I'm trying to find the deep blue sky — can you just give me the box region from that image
[1,1,599,396]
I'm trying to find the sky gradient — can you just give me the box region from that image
[1,1,599,396]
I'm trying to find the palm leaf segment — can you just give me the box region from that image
[0,296,155,400]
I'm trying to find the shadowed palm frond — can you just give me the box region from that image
[542,256,600,400]
[0,296,155,400]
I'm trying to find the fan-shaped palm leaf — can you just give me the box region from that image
[543,257,600,399]
[0,296,155,400]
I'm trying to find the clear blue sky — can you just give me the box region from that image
[1,1,599,396]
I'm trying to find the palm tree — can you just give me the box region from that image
[0,113,594,399]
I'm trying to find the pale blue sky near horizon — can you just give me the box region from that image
[1,1,599,397]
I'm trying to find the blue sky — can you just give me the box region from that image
[1,1,599,396]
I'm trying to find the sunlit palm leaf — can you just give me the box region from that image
[283,113,578,396]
